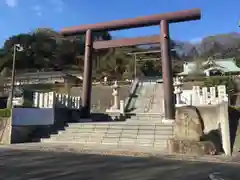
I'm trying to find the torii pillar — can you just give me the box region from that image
[60,8,201,119]
[81,29,93,118]
[160,20,175,121]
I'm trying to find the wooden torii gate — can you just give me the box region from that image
[60,8,201,120]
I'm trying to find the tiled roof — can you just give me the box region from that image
[180,58,240,74]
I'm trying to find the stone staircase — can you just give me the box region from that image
[131,81,164,114]
[41,120,173,152]
[41,79,173,152]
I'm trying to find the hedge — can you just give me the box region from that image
[0,108,11,118]
[203,76,236,93]
[183,75,231,82]
[183,76,236,93]
[230,106,240,111]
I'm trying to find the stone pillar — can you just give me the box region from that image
[219,102,231,156]
[33,92,39,107]
[192,86,201,105]
[201,87,208,105]
[174,76,183,106]
[104,76,108,85]
[81,29,93,118]
[205,70,210,77]
[120,100,125,115]
[160,20,175,121]
[210,87,216,104]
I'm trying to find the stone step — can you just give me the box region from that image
[54,129,173,139]
[42,137,167,144]
[65,124,173,130]
[66,124,172,129]
[128,114,164,118]
[128,118,163,122]
[39,141,168,153]
[67,122,125,127]
[48,134,172,143]
[67,119,172,125]
[41,140,168,150]
[54,130,173,138]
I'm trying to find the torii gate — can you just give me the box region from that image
[60,8,201,120]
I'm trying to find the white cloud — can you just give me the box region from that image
[30,0,64,17]
[32,5,42,16]
[5,0,18,8]
[50,0,64,13]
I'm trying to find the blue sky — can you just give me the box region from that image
[0,0,239,46]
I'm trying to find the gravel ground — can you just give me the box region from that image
[0,144,240,180]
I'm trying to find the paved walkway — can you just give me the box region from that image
[0,144,240,180]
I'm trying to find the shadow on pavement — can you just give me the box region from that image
[0,149,240,180]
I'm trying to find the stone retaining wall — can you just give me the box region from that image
[171,103,231,155]
[0,117,11,144]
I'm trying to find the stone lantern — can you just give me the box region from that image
[111,81,120,109]
[106,80,125,116]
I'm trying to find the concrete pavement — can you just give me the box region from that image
[0,146,240,180]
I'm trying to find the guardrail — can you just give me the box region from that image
[144,82,157,112]
[124,78,140,111]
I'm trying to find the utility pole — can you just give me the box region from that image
[8,44,23,108]
[134,54,137,79]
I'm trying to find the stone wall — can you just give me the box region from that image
[196,105,221,134]
[234,128,240,152]
[71,85,131,113]
[0,117,11,144]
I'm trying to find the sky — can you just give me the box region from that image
[0,0,239,46]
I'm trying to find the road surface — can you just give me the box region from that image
[0,147,239,180]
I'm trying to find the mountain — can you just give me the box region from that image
[175,32,240,58]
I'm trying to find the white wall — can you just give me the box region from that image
[12,108,54,125]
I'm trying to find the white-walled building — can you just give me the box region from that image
[178,57,240,76]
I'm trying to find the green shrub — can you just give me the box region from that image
[0,108,11,117]
[183,75,206,82]
[183,75,237,93]
[203,76,236,93]
[23,99,34,108]
[230,106,240,111]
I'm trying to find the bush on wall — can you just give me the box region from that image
[203,76,236,93]
[0,108,11,118]
[183,75,236,93]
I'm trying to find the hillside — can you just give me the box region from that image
[179,32,240,58]
[0,29,240,80]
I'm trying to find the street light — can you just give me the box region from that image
[8,44,24,108]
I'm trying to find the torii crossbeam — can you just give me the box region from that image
[60,8,201,120]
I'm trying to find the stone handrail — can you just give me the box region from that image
[124,78,140,111]
[144,83,157,112]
